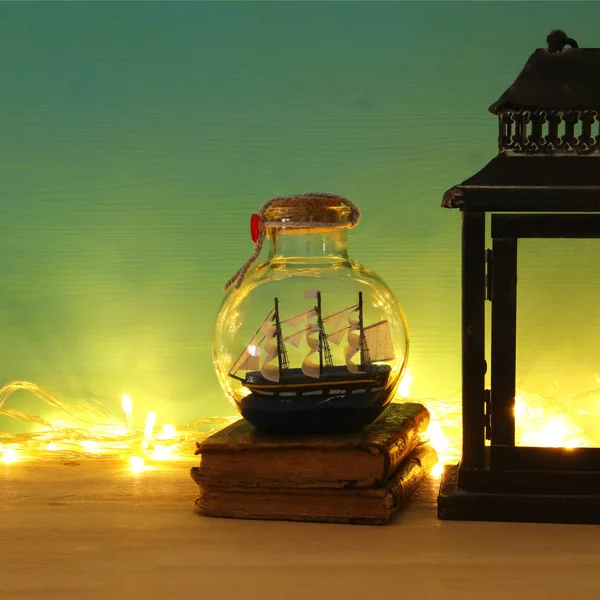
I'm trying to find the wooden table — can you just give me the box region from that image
[1,460,598,599]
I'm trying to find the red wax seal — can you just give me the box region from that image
[250,213,262,243]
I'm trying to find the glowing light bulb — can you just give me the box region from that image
[81,440,100,453]
[2,447,18,464]
[398,368,413,398]
[431,462,445,478]
[540,418,567,447]
[425,419,449,457]
[129,456,145,473]
[121,394,132,414]
[514,395,526,419]
[151,444,173,461]
[121,394,133,430]
[161,424,176,440]
[142,412,156,451]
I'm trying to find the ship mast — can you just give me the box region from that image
[317,292,324,373]
[316,291,334,373]
[274,297,290,371]
[358,291,372,373]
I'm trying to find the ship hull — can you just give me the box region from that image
[239,365,396,434]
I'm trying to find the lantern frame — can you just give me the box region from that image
[437,31,600,523]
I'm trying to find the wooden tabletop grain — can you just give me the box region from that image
[1,460,598,600]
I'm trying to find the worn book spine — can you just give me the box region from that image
[191,445,438,525]
[193,402,430,489]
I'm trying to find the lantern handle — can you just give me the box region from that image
[547,29,579,53]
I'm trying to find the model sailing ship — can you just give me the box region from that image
[229,291,395,405]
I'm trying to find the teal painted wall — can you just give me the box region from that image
[1,1,599,428]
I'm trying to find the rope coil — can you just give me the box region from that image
[224,192,360,291]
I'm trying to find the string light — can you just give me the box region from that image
[121,394,134,432]
[1,376,596,478]
[129,456,145,473]
[141,412,156,452]
[1,446,18,464]
[404,373,598,478]
[160,424,177,440]
[419,396,462,477]
[398,368,414,399]
[0,381,238,470]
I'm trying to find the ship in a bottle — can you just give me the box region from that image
[228,289,396,432]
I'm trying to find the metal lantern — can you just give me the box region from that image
[438,30,600,523]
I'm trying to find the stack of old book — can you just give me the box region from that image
[190,402,437,525]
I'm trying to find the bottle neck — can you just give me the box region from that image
[267,228,349,263]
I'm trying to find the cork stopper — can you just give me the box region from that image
[263,193,359,229]
[224,192,360,291]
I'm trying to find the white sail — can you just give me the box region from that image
[305,308,318,322]
[283,314,305,328]
[283,326,310,348]
[230,334,263,375]
[260,320,280,382]
[261,321,276,337]
[363,320,395,362]
[322,311,344,331]
[287,306,356,349]
[231,347,260,373]
[301,309,321,379]
[281,309,313,328]
[321,304,358,331]
[344,306,365,374]
[327,326,349,346]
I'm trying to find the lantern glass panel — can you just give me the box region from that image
[514,239,600,448]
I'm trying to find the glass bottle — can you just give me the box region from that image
[213,193,409,434]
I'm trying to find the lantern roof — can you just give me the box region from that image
[443,30,600,212]
[490,44,600,114]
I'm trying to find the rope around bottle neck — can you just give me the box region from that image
[224,193,360,291]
